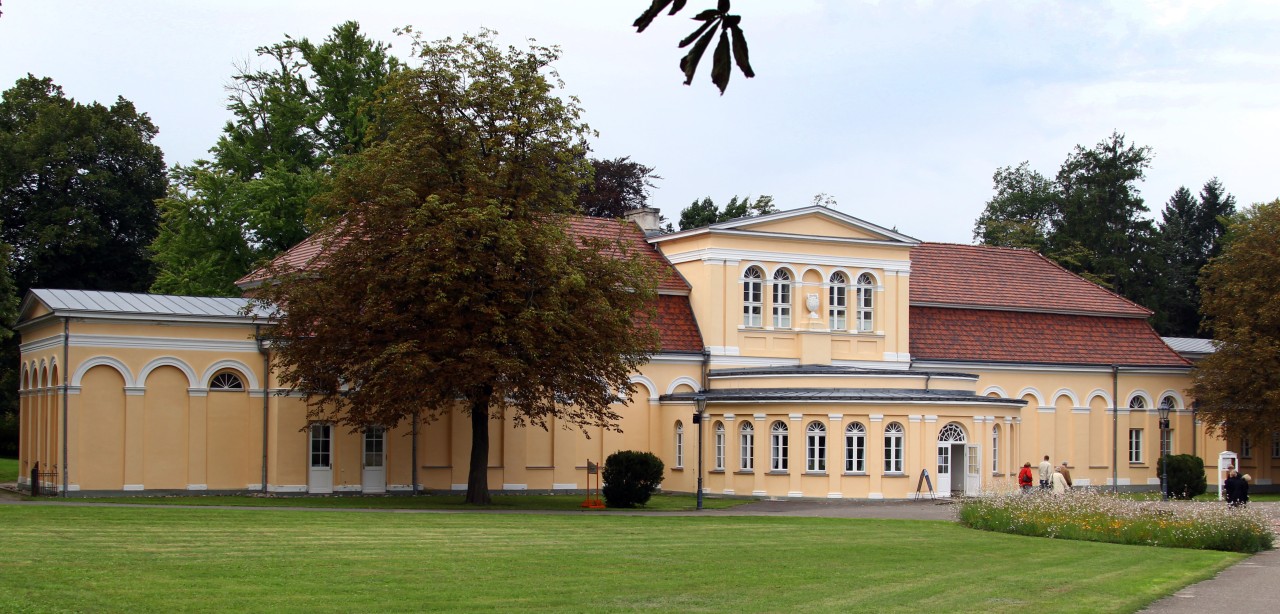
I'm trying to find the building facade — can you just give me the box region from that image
[16,206,1276,497]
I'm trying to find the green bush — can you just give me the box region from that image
[602,450,664,508]
[1157,454,1208,500]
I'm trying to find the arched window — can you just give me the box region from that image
[743,267,764,327]
[770,421,789,471]
[829,272,848,331]
[1160,396,1177,457]
[210,371,245,390]
[740,422,755,471]
[845,422,866,473]
[772,268,792,328]
[856,273,875,332]
[1129,396,1146,410]
[938,422,966,443]
[884,422,904,473]
[991,424,1000,474]
[713,421,726,471]
[806,421,827,472]
[674,421,685,468]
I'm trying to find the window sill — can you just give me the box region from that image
[672,467,684,472]
[710,469,725,474]
[843,472,868,477]
[883,472,907,478]
[767,470,789,475]
[735,470,754,475]
[803,471,827,476]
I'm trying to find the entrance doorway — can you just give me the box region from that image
[936,423,977,497]
[308,423,333,494]
[362,427,386,493]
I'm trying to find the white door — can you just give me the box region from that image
[965,444,981,496]
[308,423,333,494]
[936,445,951,496]
[362,427,386,494]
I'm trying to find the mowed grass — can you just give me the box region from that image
[0,457,16,483]
[65,492,748,511]
[0,506,1242,613]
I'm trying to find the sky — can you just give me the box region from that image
[2,0,1279,244]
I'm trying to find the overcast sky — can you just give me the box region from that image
[3,1,1278,244]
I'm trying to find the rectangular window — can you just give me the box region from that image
[740,429,754,471]
[675,427,684,468]
[885,434,903,473]
[310,423,331,468]
[1241,437,1252,459]
[773,282,791,328]
[806,431,826,472]
[845,430,865,473]
[829,285,847,331]
[771,432,788,471]
[991,429,999,474]
[1128,428,1143,463]
[363,428,384,468]
[1160,429,1172,458]
[1272,433,1280,459]
[937,445,950,475]
[856,286,873,332]
[743,279,762,327]
[714,429,725,471]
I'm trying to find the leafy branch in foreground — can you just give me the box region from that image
[634,0,754,94]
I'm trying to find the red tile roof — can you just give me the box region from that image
[562,216,690,294]
[649,295,703,353]
[910,243,1151,317]
[910,306,1189,367]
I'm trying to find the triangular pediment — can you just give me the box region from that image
[656,206,919,246]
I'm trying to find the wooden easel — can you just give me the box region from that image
[914,468,936,500]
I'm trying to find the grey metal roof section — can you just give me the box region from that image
[662,388,1027,405]
[709,364,977,379]
[29,289,265,319]
[1162,337,1217,355]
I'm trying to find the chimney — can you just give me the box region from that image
[624,206,661,235]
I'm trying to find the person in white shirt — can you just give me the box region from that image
[1038,455,1052,489]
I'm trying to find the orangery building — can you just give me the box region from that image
[16,206,1275,497]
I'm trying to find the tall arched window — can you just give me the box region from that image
[806,421,827,472]
[740,422,755,471]
[845,422,866,473]
[1159,395,1177,457]
[743,267,764,327]
[713,421,726,471]
[829,272,848,331]
[770,421,789,471]
[675,421,685,468]
[991,424,1000,474]
[856,273,875,332]
[772,268,792,328]
[1128,396,1146,463]
[884,422,904,473]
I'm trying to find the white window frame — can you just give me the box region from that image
[363,427,385,468]
[713,422,725,471]
[856,272,875,333]
[770,421,789,471]
[805,421,827,472]
[310,423,332,469]
[743,267,763,328]
[772,269,792,329]
[845,422,866,473]
[829,272,848,331]
[1241,436,1252,459]
[740,422,755,471]
[884,422,904,473]
[675,421,684,468]
[1128,428,1143,463]
[991,424,1000,474]
[209,371,245,390]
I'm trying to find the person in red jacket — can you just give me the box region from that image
[1017,462,1034,492]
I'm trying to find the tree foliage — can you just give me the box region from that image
[633,0,754,94]
[151,21,398,296]
[1148,180,1236,336]
[678,194,776,230]
[1191,199,1280,441]
[0,75,165,293]
[602,450,665,508]
[255,31,663,506]
[971,162,1057,252]
[576,156,661,218]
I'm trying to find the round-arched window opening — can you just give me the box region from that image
[210,372,245,390]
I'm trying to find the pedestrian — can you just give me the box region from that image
[1038,455,1052,489]
[1017,462,1034,491]
[1224,471,1245,506]
[1240,473,1252,506]
[1051,466,1069,494]
[1058,461,1072,489]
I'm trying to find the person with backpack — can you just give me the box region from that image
[1017,462,1034,492]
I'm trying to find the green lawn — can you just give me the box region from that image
[0,457,16,483]
[65,492,748,511]
[0,506,1241,613]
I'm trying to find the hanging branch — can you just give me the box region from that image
[634,0,755,94]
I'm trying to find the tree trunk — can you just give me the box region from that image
[464,391,492,505]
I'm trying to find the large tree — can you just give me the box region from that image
[971,162,1057,252]
[255,31,662,506]
[1191,198,1280,442]
[678,194,775,230]
[1149,179,1237,336]
[151,21,399,296]
[576,156,661,219]
[0,75,165,293]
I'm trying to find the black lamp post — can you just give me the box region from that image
[1158,404,1172,500]
[694,395,706,511]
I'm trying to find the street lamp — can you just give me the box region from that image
[694,395,706,511]
[1158,403,1172,500]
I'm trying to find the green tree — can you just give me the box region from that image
[576,156,661,218]
[972,162,1058,251]
[677,194,776,230]
[1191,198,1280,442]
[1149,180,1236,336]
[0,75,165,293]
[150,21,398,296]
[255,31,662,506]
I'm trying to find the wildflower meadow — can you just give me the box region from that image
[958,489,1274,553]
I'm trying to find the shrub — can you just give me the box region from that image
[1157,454,1207,499]
[602,450,664,508]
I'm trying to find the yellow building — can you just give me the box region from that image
[16,206,1276,497]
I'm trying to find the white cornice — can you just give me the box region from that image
[71,334,259,353]
[664,248,911,273]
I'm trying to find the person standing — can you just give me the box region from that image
[1058,461,1072,489]
[1038,455,1053,489]
[1051,466,1069,494]
[1018,462,1034,491]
